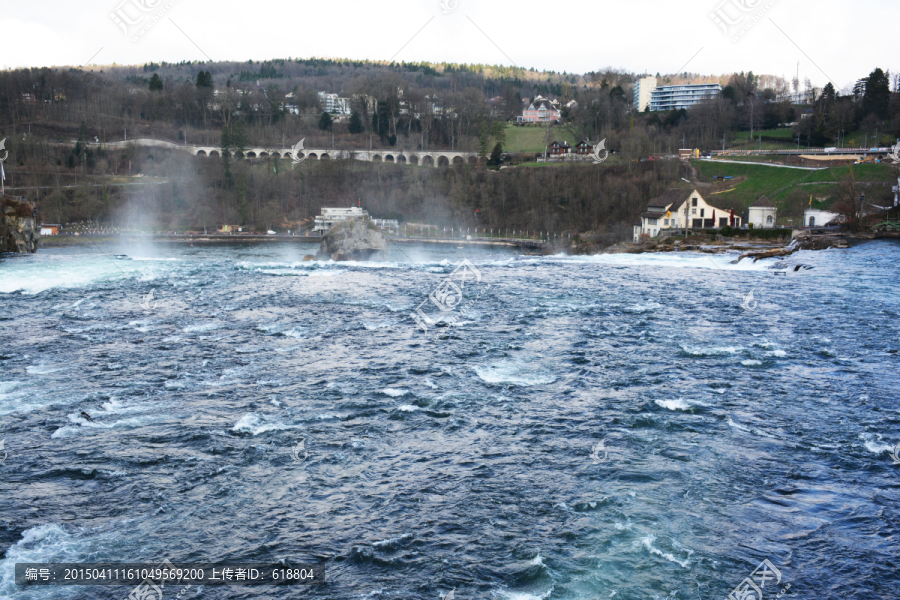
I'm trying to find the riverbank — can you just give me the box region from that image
[36,233,547,250]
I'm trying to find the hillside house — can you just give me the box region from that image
[634,189,741,241]
[575,141,593,156]
[548,141,572,156]
[520,99,560,124]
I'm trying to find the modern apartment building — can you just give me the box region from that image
[317,92,352,115]
[649,83,722,111]
[633,76,657,112]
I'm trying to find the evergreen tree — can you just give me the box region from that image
[319,111,333,131]
[348,109,364,134]
[490,121,506,147]
[375,101,391,142]
[149,73,163,92]
[487,142,503,168]
[478,123,491,157]
[861,68,891,120]
[196,71,213,88]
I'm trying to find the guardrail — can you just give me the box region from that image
[710,147,894,157]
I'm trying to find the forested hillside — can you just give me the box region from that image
[1,58,897,239]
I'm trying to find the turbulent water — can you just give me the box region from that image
[1,240,898,600]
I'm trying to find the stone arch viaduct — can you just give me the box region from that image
[87,138,482,167]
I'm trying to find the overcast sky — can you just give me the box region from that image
[3,0,898,92]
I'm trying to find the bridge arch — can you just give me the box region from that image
[282,152,292,159]
[258,151,268,157]
[372,154,382,162]
[246,151,257,158]
[408,155,419,165]
[308,152,318,160]
[196,150,207,156]
[421,155,434,167]
[209,150,219,157]
[384,154,395,163]
[467,156,478,165]
[320,153,330,160]
[452,156,465,165]
[396,155,407,164]
[437,155,450,167]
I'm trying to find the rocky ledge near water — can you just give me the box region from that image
[317,217,388,261]
[556,230,853,259]
[1,195,39,253]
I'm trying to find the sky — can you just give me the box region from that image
[3,0,898,93]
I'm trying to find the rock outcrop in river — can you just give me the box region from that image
[317,217,388,261]
[1,195,39,253]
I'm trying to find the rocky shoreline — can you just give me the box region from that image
[549,229,868,260]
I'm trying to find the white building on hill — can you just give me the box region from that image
[633,76,656,112]
[318,92,352,115]
[649,83,722,111]
[634,189,741,241]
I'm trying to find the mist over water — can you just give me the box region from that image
[1,240,899,600]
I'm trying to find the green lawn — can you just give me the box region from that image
[502,124,579,153]
[691,160,897,209]
[803,163,899,184]
[733,128,795,140]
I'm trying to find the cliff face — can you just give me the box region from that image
[1,196,39,253]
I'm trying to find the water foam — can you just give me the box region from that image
[640,534,691,568]
[655,398,698,411]
[859,432,894,455]
[474,361,556,386]
[680,345,743,357]
[232,413,300,435]
[381,388,409,397]
[0,523,125,597]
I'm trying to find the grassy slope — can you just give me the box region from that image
[502,124,579,153]
[692,160,898,209]
[733,128,795,140]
